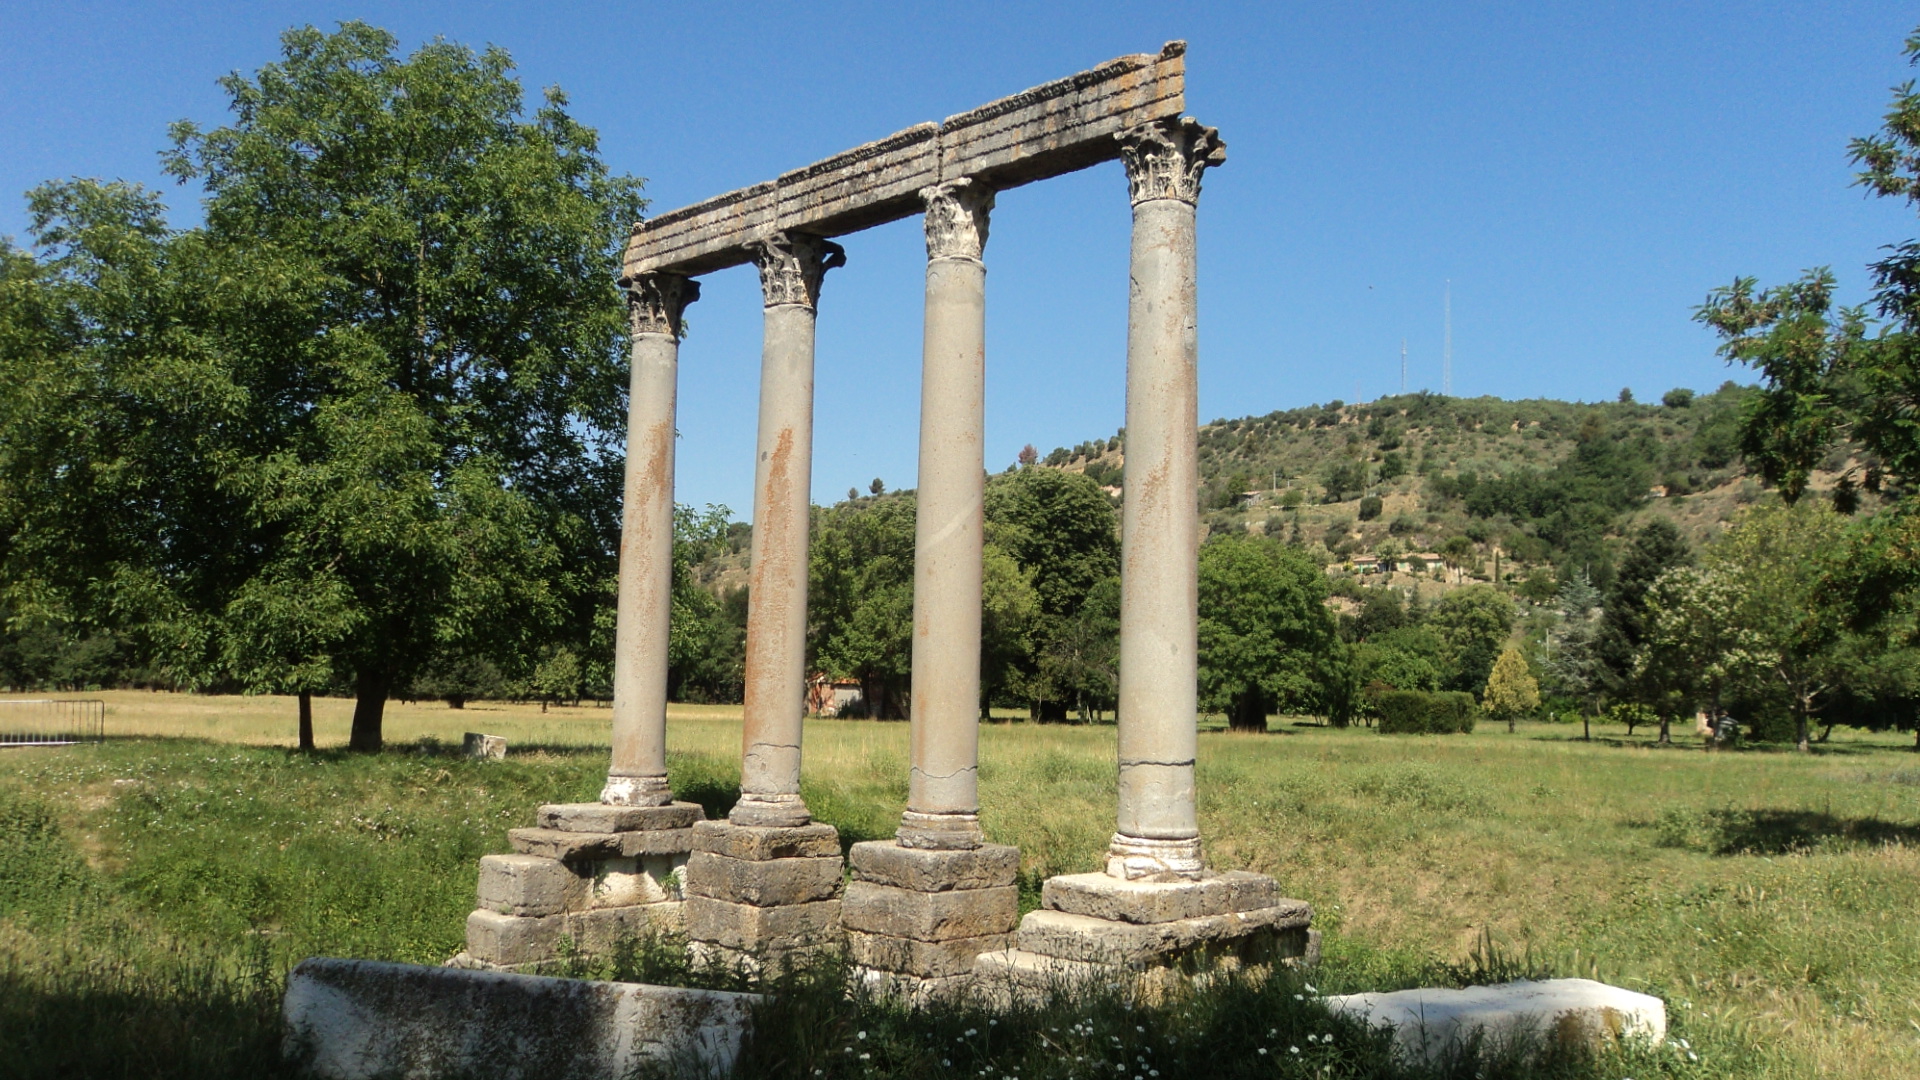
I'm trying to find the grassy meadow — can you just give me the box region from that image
[2,691,1918,1078]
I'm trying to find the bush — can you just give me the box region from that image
[1376,690,1478,734]
[1358,495,1383,521]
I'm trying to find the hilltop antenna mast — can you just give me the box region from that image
[1400,339,1407,395]
[1443,280,1453,397]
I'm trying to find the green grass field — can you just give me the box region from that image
[2,691,1917,1078]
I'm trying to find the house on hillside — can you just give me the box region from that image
[1406,552,1445,574]
[1349,555,1381,574]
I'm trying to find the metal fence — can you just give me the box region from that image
[0,699,106,746]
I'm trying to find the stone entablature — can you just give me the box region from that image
[621,42,1188,278]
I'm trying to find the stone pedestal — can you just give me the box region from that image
[973,870,1316,1003]
[681,820,844,974]
[453,802,702,970]
[842,840,1018,1002]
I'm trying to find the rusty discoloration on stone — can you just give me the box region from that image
[606,275,697,803]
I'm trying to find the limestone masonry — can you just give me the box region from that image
[620,42,1187,278]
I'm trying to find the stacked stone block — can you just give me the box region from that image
[682,820,845,972]
[842,840,1019,1002]
[974,871,1317,1001]
[456,801,702,969]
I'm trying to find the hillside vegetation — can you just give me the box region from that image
[1040,384,1766,593]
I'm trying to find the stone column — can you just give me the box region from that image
[900,179,992,850]
[976,121,1316,996]
[1109,117,1226,880]
[847,182,1018,1003]
[685,232,847,975]
[733,231,844,828]
[604,272,700,807]
[459,273,707,972]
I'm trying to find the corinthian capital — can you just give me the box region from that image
[747,232,847,310]
[920,179,994,262]
[1116,117,1227,206]
[626,273,700,338]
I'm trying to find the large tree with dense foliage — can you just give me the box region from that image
[0,24,644,750]
[984,465,1121,720]
[1197,533,1342,731]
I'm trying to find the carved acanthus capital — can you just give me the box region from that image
[1116,117,1226,206]
[747,232,846,310]
[626,273,700,338]
[920,179,994,262]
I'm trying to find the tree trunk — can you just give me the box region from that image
[1507,712,1515,734]
[1583,714,1590,741]
[297,691,314,751]
[1795,711,1811,753]
[1658,714,1670,745]
[1227,688,1269,733]
[349,669,389,753]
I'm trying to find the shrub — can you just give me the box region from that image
[1358,495,1383,521]
[1376,690,1477,734]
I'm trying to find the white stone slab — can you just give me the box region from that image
[1322,978,1666,1063]
[282,957,755,1079]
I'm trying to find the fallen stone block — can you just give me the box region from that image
[537,801,703,834]
[842,881,1018,942]
[282,957,755,1079]
[1323,979,1667,1064]
[1042,870,1276,924]
[848,840,1019,891]
[686,850,844,907]
[462,733,506,760]
[476,854,587,918]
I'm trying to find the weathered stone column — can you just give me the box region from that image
[1110,117,1226,880]
[901,179,992,850]
[734,231,844,828]
[457,274,707,972]
[977,120,1315,996]
[684,232,847,974]
[604,273,700,807]
[847,181,1018,1003]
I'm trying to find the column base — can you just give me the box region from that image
[599,774,675,807]
[728,792,812,828]
[897,809,984,850]
[682,820,844,972]
[842,840,1018,996]
[1105,833,1204,879]
[973,869,1316,1005]
[457,801,703,970]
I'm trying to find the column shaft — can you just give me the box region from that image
[605,274,698,806]
[1111,119,1224,879]
[900,181,992,850]
[735,233,843,828]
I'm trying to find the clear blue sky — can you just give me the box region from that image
[4,2,1915,518]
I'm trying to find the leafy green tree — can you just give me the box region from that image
[1637,504,1850,750]
[666,505,744,704]
[809,496,917,718]
[1427,584,1515,695]
[1481,646,1540,732]
[1595,519,1691,713]
[1197,534,1341,730]
[984,466,1120,720]
[0,25,644,750]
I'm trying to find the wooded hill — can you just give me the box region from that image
[1038,383,1766,594]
